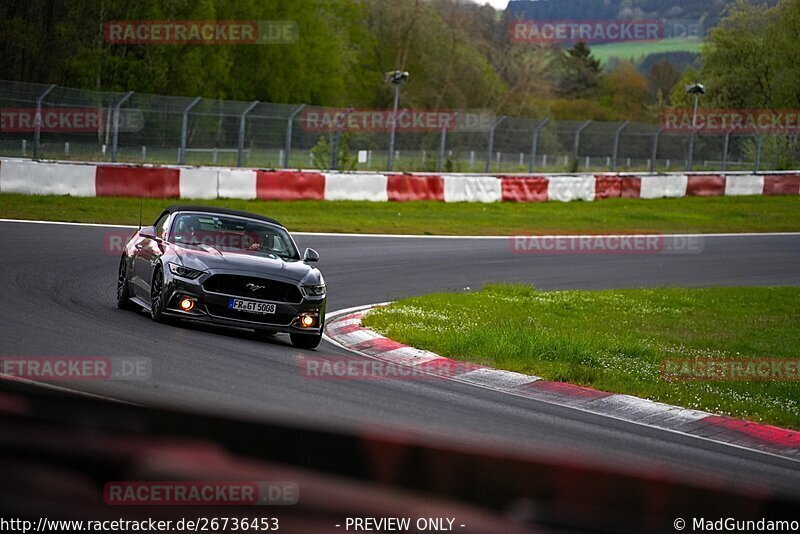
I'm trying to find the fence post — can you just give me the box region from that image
[485,116,506,173]
[574,120,591,163]
[331,130,340,171]
[437,112,457,172]
[649,129,661,173]
[179,97,202,165]
[528,118,549,173]
[721,132,730,172]
[33,84,56,159]
[754,133,763,172]
[111,91,134,163]
[237,100,259,168]
[611,121,629,172]
[283,104,305,168]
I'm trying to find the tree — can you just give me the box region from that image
[648,60,682,106]
[0,0,379,105]
[699,0,800,109]
[683,0,800,168]
[600,61,653,120]
[310,132,358,171]
[554,41,602,98]
[362,0,505,110]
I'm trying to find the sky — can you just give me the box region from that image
[471,0,510,11]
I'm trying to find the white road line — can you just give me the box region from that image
[0,218,136,229]
[2,218,800,239]
[0,373,142,406]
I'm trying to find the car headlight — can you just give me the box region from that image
[302,284,326,297]
[168,263,205,280]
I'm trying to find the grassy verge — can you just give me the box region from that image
[364,285,800,429]
[2,194,800,235]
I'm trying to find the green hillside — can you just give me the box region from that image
[592,37,703,65]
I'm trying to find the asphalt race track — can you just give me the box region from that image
[2,220,800,496]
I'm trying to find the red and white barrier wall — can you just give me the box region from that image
[1,159,799,202]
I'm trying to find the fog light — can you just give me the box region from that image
[300,314,315,328]
[179,298,195,311]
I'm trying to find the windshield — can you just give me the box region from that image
[170,213,298,259]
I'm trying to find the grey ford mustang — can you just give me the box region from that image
[116,205,326,349]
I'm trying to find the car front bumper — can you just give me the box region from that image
[161,270,326,335]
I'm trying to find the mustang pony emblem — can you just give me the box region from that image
[245,282,265,292]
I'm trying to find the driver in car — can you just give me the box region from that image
[247,234,270,252]
[174,216,201,243]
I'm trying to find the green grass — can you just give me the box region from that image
[364,285,800,429]
[592,37,703,65]
[2,193,800,235]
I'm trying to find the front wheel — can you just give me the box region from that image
[150,267,170,323]
[290,332,322,349]
[116,256,135,310]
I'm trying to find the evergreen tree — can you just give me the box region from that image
[554,41,602,98]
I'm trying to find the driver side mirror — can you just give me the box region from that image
[302,248,320,262]
[139,226,157,239]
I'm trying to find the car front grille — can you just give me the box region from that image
[203,275,303,303]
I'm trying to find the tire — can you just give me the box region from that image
[149,266,170,323]
[116,256,135,310]
[290,332,322,349]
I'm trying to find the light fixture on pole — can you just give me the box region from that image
[685,82,706,171]
[385,70,409,171]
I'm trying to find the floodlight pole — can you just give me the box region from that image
[686,92,700,171]
[387,83,401,171]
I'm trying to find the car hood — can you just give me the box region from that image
[174,244,322,285]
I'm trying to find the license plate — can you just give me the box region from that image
[228,298,276,314]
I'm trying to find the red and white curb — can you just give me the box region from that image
[2,157,800,202]
[324,304,800,460]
